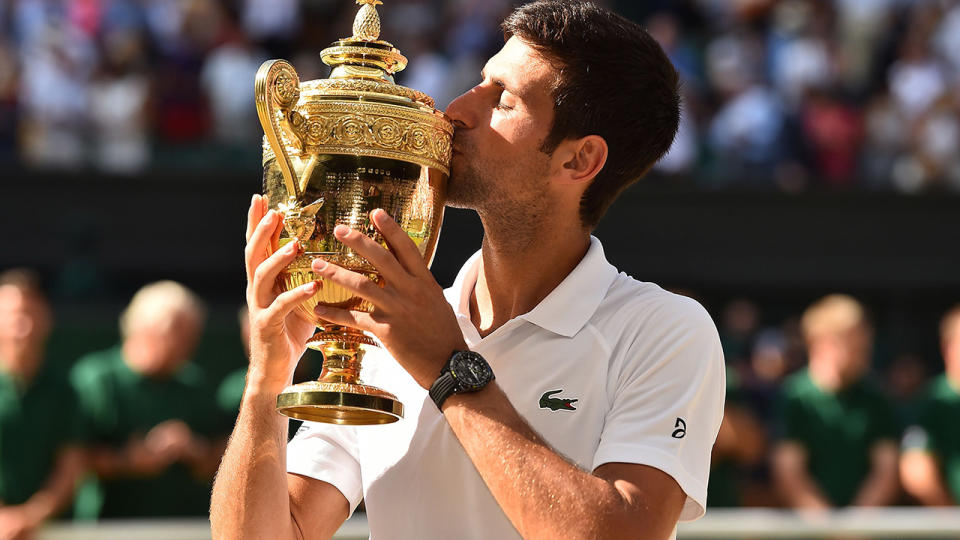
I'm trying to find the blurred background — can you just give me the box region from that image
[0,0,959,536]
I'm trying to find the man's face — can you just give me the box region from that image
[126,311,200,378]
[444,37,558,226]
[809,324,872,386]
[0,285,51,375]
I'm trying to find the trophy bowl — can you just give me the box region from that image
[255,0,453,425]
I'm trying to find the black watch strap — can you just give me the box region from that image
[428,371,458,409]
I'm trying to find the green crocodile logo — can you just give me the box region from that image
[539,389,578,411]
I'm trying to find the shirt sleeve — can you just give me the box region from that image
[592,297,726,522]
[287,421,364,516]
[902,399,937,453]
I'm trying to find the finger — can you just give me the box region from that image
[271,210,283,254]
[245,194,263,243]
[311,259,391,308]
[332,224,407,280]
[264,281,318,324]
[245,210,281,280]
[371,209,429,276]
[253,239,301,308]
[312,304,375,333]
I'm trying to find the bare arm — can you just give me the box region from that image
[713,406,766,465]
[309,213,692,539]
[771,441,832,509]
[443,385,685,540]
[210,195,349,540]
[0,446,85,540]
[851,440,899,506]
[900,449,956,506]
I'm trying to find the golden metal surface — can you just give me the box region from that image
[256,0,451,425]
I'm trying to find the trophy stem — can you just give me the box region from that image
[276,326,404,425]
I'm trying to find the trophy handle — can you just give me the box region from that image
[255,59,303,201]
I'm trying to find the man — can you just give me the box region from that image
[71,281,227,518]
[212,2,725,539]
[0,270,84,540]
[772,294,900,508]
[900,305,960,505]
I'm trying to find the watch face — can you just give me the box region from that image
[451,351,492,390]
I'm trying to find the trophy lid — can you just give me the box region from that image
[304,0,436,109]
[256,0,452,182]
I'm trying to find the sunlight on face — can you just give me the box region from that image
[445,37,557,222]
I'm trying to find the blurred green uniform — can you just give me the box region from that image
[70,346,227,518]
[216,367,247,417]
[0,368,82,506]
[707,367,746,507]
[903,375,960,501]
[777,368,899,506]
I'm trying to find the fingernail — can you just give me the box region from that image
[313,304,327,314]
[304,281,317,293]
[334,225,349,237]
[312,259,327,271]
[287,240,298,253]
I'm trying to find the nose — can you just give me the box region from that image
[445,88,477,130]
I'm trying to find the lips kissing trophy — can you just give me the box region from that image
[254,0,452,425]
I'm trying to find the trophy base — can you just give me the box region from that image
[277,380,404,425]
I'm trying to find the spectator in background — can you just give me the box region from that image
[772,294,900,508]
[708,367,767,507]
[70,281,227,519]
[89,26,150,174]
[0,270,84,539]
[900,305,960,506]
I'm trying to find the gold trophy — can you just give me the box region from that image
[255,0,452,425]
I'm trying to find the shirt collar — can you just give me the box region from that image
[444,236,620,338]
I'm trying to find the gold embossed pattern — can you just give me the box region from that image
[301,79,434,108]
[262,155,446,331]
[352,1,383,40]
[287,102,452,174]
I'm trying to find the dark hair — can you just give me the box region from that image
[502,1,680,229]
[0,268,43,295]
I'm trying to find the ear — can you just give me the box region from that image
[555,135,608,185]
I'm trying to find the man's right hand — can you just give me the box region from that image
[244,194,318,394]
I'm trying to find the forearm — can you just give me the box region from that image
[852,468,899,506]
[771,446,832,509]
[443,384,661,540]
[19,447,85,524]
[210,386,299,540]
[852,442,899,507]
[901,451,957,506]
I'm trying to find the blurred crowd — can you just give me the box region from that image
[1,0,959,190]
[710,293,960,509]
[1,266,959,537]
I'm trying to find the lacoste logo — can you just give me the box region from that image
[539,389,578,411]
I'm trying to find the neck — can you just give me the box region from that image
[469,213,590,337]
[808,360,843,392]
[946,361,960,392]
[0,345,42,386]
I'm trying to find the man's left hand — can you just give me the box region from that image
[310,209,466,388]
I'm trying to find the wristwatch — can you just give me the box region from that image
[429,350,495,409]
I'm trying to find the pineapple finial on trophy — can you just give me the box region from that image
[353,0,384,40]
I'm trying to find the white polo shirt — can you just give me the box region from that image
[288,236,725,539]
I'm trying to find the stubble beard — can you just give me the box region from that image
[445,141,553,251]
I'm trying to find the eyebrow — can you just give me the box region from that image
[481,67,516,96]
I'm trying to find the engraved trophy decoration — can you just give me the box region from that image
[255,0,452,425]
